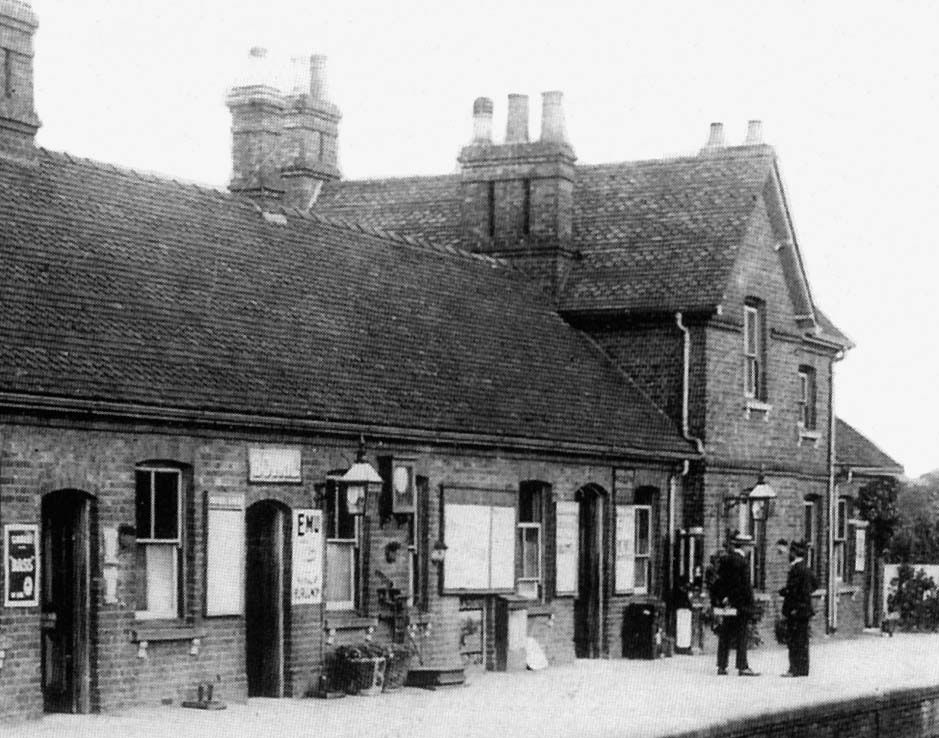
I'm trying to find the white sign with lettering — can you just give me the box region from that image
[555,501,579,595]
[291,509,324,605]
[248,447,302,483]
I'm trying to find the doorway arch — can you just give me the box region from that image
[40,489,96,713]
[245,499,291,697]
[574,483,607,658]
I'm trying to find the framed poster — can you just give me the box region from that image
[5,523,39,607]
[443,503,516,593]
[615,505,635,594]
[291,508,324,605]
[205,491,245,616]
[555,501,579,595]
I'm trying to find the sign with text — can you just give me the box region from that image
[206,491,245,616]
[555,501,579,595]
[248,447,302,484]
[291,509,324,605]
[4,524,39,607]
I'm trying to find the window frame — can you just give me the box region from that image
[632,504,652,595]
[324,475,361,611]
[834,497,849,583]
[803,498,818,572]
[743,299,766,401]
[517,483,545,601]
[134,465,184,621]
[798,366,817,430]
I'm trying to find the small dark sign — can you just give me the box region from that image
[5,524,39,607]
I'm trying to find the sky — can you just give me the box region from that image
[26,0,939,477]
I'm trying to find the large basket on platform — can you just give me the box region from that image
[343,656,386,696]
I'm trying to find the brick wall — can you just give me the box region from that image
[670,685,939,738]
[0,415,681,720]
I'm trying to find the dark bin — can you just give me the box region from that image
[622,602,659,659]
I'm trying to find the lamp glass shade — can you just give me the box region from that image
[748,480,776,501]
[341,461,383,486]
[346,483,365,514]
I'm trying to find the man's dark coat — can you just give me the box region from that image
[712,549,754,614]
[781,559,817,621]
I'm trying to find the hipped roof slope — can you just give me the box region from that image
[0,149,693,457]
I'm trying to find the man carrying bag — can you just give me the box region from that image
[711,531,759,676]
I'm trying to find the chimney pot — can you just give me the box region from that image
[505,93,529,144]
[745,119,763,145]
[540,90,567,144]
[472,97,493,144]
[705,122,724,148]
[309,54,328,101]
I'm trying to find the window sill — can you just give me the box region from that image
[527,604,554,617]
[744,399,772,420]
[838,584,860,595]
[131,622,205,643]
[798,428,822,447]
[753,592,772,602]
[325,614,378,631]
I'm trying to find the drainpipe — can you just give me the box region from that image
[674,314,705,638]
[826,350,844,633]
[675,313,705,457]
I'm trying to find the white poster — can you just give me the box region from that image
[206,491,245,616]
[443,503,515,592]
[490,506,517,590]
[291,508,324,605]
[854,526,866,573]
[615,505,636,593]
[555,501,579,595]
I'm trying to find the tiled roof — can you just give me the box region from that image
[0,149,693,457]
[560,149,774,313]
[319,149,775,315]
[836,418,903,473]
[316,174,464,250]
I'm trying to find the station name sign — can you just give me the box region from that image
[248,447,302,484]
[5,524,39,608]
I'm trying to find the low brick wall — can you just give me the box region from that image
[671,684,939,738]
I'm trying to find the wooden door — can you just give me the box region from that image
[41,492,91,713]
[245,502,287,697]
[574,489,602,658]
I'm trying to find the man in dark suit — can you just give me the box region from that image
[711,531,759,676]
[780,539,818,677]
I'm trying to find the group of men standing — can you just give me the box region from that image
[708,532,819,677]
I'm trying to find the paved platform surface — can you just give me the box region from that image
[10,634,939,738]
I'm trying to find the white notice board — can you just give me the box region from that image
[206,492,245,616]
[615,505,635,593]
[291,509,324,605]
[555,501,579,595]
[444,503,515,593]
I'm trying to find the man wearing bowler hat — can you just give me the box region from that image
[780,539,818,676]
[711,530,759,676]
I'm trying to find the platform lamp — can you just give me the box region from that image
[748,470,776,521]
[341,435,383,515]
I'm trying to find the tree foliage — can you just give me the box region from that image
[855,476,901,552]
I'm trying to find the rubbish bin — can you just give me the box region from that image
[622,602,659,659]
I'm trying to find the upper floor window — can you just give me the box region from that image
[743,299,766,400]
[135,466,184,619]
[517,481,545,600]
[487,181,496,240]
[798,366,817,429]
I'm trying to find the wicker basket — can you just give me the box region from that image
[345,656,386,696]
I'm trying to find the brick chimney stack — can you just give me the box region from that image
[281,53,342,210]
[227,47,287,206]
[0,0,41,162]
[458,90,576,300]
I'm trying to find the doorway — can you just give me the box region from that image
[574,485,604,658]
[245,500,290,697]
[41,490,93,713]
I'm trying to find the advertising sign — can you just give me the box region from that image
[5,524,39,607]
[248,447,302,483]
[291,509,323,605]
